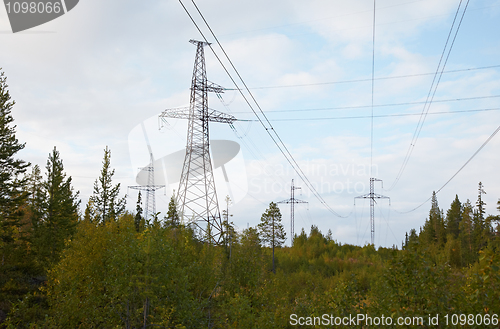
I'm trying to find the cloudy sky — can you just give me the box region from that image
[1,0,499,247]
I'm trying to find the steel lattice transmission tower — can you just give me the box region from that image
[129,147,165,221]
[355,178,390,245]
[160,40,236,244]
[277,179,308,239]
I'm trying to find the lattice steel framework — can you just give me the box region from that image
[159,40,236,244]
[129,149,165,221]
[355,178,390,245]
[277,179,308,239]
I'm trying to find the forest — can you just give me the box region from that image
[1,69,500,328]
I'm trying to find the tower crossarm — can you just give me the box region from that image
[207,108,237,124]
[277,198,308,204]
[160,107,236,124]
[206,81,225,94]
[159,107,190,120]
[355,193,390,200]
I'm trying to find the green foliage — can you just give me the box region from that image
[134,191,143,232]
[165,193,180,228]
[34,147,80,268]
[0,70,33,325]
[258,202,286,274]
[12,215,205,328]
[88,146,126,224]
[445,194,462,239]
[258,202,286,248]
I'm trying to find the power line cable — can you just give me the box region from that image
[246,107,500,122]
[394,124,500,214]
[389,0,470,190]
[370,0,376,176]
[182,0,350,218]
[230,94,500,114]
[224,65,500,91]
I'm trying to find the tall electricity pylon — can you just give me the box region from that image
[278,179,308,239]
[129,148,165,221]
[159,39,236,244]
[355,178,390,245]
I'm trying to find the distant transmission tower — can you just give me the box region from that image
[159,40,236,244]
[129,147,165,221]
[355,178,390,245]
[278,179,308,239]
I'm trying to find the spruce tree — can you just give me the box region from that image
[445,195,462,239]
[165,193,180,228]
[38,147,80,265]
[258,202,286,273]
[421,191,444,245]
[459,200,474,264]
[25,164,44,225]
[0,70,30,258]
[473,182,488,250]
[89,146,126,224]
[135,191,143,232]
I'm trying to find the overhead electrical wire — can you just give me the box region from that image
[230,94,500,114]
[394,124,500,214]
[224,64,500,91]
[179,0,349,218]
[246,107,500,122]
[388,0,471,191]
[370,0,376,176]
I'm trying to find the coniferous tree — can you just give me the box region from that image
[258,202,286,273]
[165,193,180,228]
[0,70,31,321]
[421,191,445,245]
[0,70,30,261]
[473,182,488,251]
[89,146,126,224]
[25,164,44,225]
[135,191,143,232]
[36,147,80,265]
[459,200,474,264]
[445,195,462,239]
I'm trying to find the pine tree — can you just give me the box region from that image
[89,146,126,224]
[258,202,286,273]
[0,69,30,260]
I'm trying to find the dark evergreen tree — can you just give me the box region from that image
[421,191,445,245]
[0,70,32,322]
[89,146,126,224]
[258,202,286,273]
[445,195,462,239]
[459,200,474,264]
[473,182,488,251]
[36,147,80,266]
[134,191,143,232]
[25,164,44,225]
[0,69,30,262]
